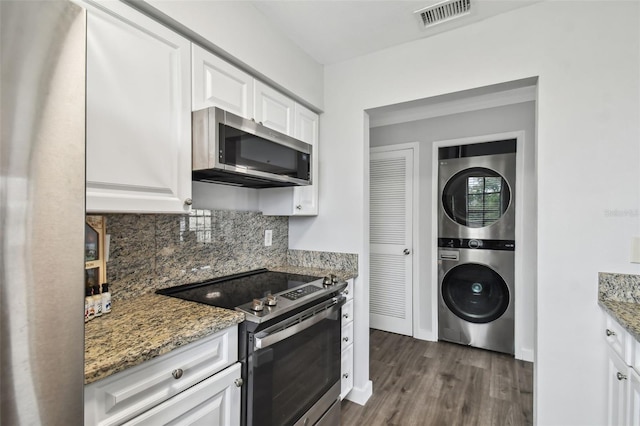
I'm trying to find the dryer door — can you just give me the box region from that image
[441,263,510,324]
[441,167,511,229]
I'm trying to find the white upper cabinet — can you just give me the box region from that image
[192,44,253,118]
[292,103,319,214]
[259,103,319,216]
[254,80,295,136]
[85,0,192,214]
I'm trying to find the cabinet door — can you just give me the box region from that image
[254,80,294,136]
[123,363,241,426]
[607,347,629,426]
[192,45,254,118]
[85,1,191,214]
[259,103,319,216]
[340,344,354,400]
[630,368,640,426]
[292,103,319,215]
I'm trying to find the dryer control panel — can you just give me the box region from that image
[438,238,515,251]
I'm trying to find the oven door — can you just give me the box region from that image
[246,297,344,426]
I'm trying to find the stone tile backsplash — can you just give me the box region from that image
[287,249,358,277]
[106,210,288,301]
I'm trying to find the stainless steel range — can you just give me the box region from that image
[157,269,347,426]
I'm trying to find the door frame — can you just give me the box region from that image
[370,142,420,337]
[431,130,531,361]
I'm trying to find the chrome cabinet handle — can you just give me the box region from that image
[296,205,302,210]
[617,372,627,381]
[172,369,183,379]
[234,378,243,387]
[343,373,349,379]
[343,337,349,342]
[343,313,349,319]
[404,248,410,255]
[184,198,193,206]
[606,329,616,337]
[343,289,349,295]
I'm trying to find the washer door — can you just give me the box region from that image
[441,263,510,324]
[442,167,511,228]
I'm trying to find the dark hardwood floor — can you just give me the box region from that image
[341,329,533,426]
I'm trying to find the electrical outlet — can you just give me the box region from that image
[264,230,272,247]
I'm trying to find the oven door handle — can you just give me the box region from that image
[254,297,344,350]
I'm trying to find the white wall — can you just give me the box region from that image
[370,101,536,359]
[290,2,640,424]
[145,0,324,109]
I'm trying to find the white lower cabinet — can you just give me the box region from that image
[123,363,241,426]
[85,326,239,426]
[604,312,640,425]
[340,280,355,400]
[607,347,629,426]
[630,367,640,426]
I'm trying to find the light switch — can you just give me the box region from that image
[264,230,272,247]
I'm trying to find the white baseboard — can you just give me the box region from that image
[517,347,534,362]
[345,380,373,406]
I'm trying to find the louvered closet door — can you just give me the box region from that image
[370,148,413,336]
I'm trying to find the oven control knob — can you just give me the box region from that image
[251,298,264,311]
[323,274,337,286]
[265,293,277,306]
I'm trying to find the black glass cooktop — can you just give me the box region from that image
[156,269,323,309]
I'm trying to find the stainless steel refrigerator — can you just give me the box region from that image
[1,1,86,424]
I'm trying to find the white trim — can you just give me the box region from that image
[431,130,530,361]
[345,380,373,406]
[370,86,536,128]
[370,142,421,339]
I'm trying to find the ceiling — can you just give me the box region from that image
[250,0,541,65]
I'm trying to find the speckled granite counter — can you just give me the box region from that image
[84,293,244,385]
[598,272,640,342]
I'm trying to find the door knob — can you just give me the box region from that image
[403,249,410,255]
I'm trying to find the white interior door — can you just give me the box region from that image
[369,147,413,336]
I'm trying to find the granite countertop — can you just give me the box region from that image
[85,266,356,385]
[598,272,640,342]
[84,293,244,385]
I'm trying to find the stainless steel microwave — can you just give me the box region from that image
[192,107,312,188]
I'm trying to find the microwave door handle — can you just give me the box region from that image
[254,303,341,350]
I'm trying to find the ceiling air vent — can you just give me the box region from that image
[414,0,471,28]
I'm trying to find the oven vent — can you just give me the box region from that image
[414,0,471,28]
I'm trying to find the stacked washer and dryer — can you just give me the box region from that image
[437,139,516,355]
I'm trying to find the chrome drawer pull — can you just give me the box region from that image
[172,369,183,379]
[343,337,349,342]
[343,314,349,319]
[617,372,627,381]
[343,373,349,379]
[234,378,243,387]
[606,329,616,337]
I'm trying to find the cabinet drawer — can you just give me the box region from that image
[123,363,241,426]
[85,326,237,426]
[341,321,354,352]
[605,314,631,364]
[343,279,354,301]
[340,345,354,400]
[342,299,354,326]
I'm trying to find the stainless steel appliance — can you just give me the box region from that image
[438,239,515,355]
[1,1,86,424]
[192,107,312,188]
[438,140,516,241]
[157,269,347,426]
